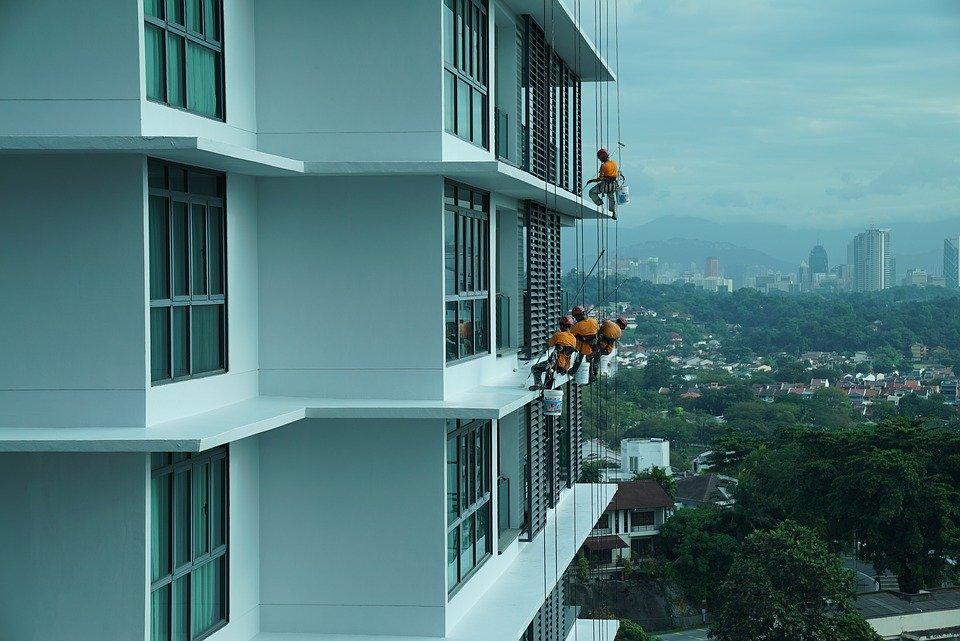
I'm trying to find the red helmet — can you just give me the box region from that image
[559,315,575,328]
[616,317,628,329]
[571,305,587,320]
[597,148,610,161]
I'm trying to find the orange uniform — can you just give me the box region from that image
[546,330,577,372]
[597,320,623,355]
[599,159,619,180]
[571,317,599,356]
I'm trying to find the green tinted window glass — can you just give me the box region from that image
[471,88,484,145]
[186,42,220,118]
[167,0,184,24]
[145,25,166,101]
[191,305,223,373]
[185,0,201,32]
[167,34,186,108]
[203,0,219,40]
[151,307,170,382]
[151,474,171,581]
[172,575,189,641]
[149,196,170,300]
[193,461,209,556]
[444,72,455,134]
[211,457,225,547]
[457,79,470,137]
[172,202,189,297]
[173,307,189,378]
[145,0,163,19]
[151,584,170,641]
[191,557,224,636]
[190,204,206,295]
[152,453,171,469]
[447,528,458,589]
[173,470,190,567]
[207,207,223,295]
[447,436,458,522]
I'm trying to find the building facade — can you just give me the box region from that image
[0,2,620,641]
[945,237,960,289]
[852,228,892,292]
[584,481,674,571]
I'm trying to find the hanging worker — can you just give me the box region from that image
[590,316,628,382]
[569,305,599,380]
[585,148,620,218]
[530,315,578,391]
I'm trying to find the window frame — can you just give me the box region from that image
[443,0,489,148]
[444,181,491,364]
[150,447,230,641]
[144,0,226,121]
[446,419,493,596]
[149,159,228,385]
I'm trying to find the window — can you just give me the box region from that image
[445,181,490,363]
[447,419,492,594]
[149,160,227,384]
[145,0,224,119]
[443,0,488,147]
[151,448,228,641]
[595,513,610,530]
[629,456,639,472]
[631,510,655,530]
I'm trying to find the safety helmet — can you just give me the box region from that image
[616,317,628,329]
[597,148,610,161]
[559,315,575,328]
[571,305,587,319]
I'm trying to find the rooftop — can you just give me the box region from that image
[609,480,674,511]
[857,589,960,619]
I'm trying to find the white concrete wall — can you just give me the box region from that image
[0,452,148,641]
[140,0,259,148]
[869,609,960,639]
[147,173,260,424]
[0,0,141,135]
[257,175,445,399]
[255,0,444,162]
[622,439,671,475]
[258,418,447,636]
[0,155,148,427]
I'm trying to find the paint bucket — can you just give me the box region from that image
[542,389,563,417]
[575,363,591,386]
[616,185,631,206]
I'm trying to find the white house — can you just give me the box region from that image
[604,438,672,481]
[584,480,674,571]
[0,2,621,641]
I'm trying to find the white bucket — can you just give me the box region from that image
[599,354,614,375]
[575,363,591,386]
[616,185,631,206]
[542,389,564,416]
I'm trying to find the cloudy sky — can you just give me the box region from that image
[572,0,960,229]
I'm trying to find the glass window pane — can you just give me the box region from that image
[460,514,475,577]
[457,79,470,138]
[189,172,220,196]
[474,427,482,501]
[148,161,167,189]
[447,528,459,590]
[191,304,224,374]
[145,0,163,18]
[459,433,470,503]
[172,203,189,296]
[173,306,189,378]
[170,167,187,192]
[443,0,455,64]
[470,217,481,290]
[447,436,459,522]
[207,207,223,295]
[457,215,466,292]
[151,474,171,581]
[475,298,488,354]
[149,196,170,300]
[186,43,220,118]
[186,0,201,31]
[172,575,189,641]
[152,452,171,469]
[211,457,225,548]
[190,204,207,295]
[459,300,474,358]
[151,307,170,382]
[457,186,471,209]
[464,218,474,291]
[203,0,219,40]
[444,72,455,135]
[445,301,458,362]
[471,88,485,146]
[151,584,170,641]
[444,209,456,295]
[476,502,489,562]
[174,470,190,567]
[167,33,186,108]
[167,0,184,24]
[192,557,224,637]
[145,25,166,101]
[193,461,209,556]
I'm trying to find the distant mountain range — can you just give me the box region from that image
[561,215,960,277]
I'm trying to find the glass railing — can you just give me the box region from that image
[563,605,581,640]
[495,108,513,164]
[496,292,511,352]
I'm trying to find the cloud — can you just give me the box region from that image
[826,158,960,200]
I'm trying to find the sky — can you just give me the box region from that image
[570,0,960,229]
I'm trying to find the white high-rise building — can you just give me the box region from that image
[944,237,960,289]
[852,228,892,292]
[0,2,620,641]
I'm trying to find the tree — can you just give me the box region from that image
[723,401,798,438]
[633,466,676,498]
[658,507,739,605]
[576,552,590,583]
[639,355,680,391]
[579,460,603,483]
[617,619,660,641]
[710,522,879,641]
[692,384,755,416]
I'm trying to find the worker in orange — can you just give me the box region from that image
[530,316,578,391]
[590,316,628,382]
[569,305,599,379]
[585,148,620,217]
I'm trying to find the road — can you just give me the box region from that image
[658,628,710,641]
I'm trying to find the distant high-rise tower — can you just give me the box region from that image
[705,256,720,278]
[852,228,892,292]
[809,244,828,275]
[944,237,960,288]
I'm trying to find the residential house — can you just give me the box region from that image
[674,474,735,508]
[583,481,674,571]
